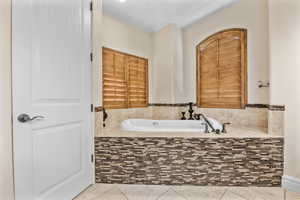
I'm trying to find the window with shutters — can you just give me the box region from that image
[196,29,247,109]
[102,47,148,109]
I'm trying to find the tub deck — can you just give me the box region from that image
[98,125,281,138]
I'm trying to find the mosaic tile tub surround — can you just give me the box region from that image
[95,137,284,186]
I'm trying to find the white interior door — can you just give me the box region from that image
[12,0,93,199]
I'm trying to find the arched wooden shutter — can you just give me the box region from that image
[197,29,247,109]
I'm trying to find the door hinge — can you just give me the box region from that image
[91,104,94,112]
[91,154,94,163]
[90,53,93,62]
[90,1,93,11]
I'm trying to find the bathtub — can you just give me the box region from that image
[121,118,222,133]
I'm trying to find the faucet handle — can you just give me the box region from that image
[194,114,201,120]
[181,112,186,120]
[222,123,231,133]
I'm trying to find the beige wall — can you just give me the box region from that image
[182,0,270,104]
[0,0,14,199]
[102,14,153,59]
[152,24,185,103]
[269,0,300,180]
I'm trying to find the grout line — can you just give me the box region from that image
[171,187,189,200]
[230,190,251,200]
[102,184,117,194]
[219,188,228,200]
[73,184,93,200]
[98,184,121,197]
[116,185,130,200]
[155,188,173,200]
[76,184,116,200]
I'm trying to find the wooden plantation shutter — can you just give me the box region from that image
[128,57,148,108]
[103,48,128,109]
[198,39,219,107]
[102,47,148,109]
[197,29,247,109]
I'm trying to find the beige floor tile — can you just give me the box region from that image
[173,186,227,200]
[252,187,284,200]
[118,184,169,200]
[157,189,187,200]
[221,191,247,200]
[74,184,115,200]
[252,197,265,200]
[75,184,297,200]
[286,190,300,200]
[94,187,128,200]
[227,187,257,200]
[228,187,284,200]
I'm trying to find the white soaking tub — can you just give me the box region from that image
[121,118,222,133]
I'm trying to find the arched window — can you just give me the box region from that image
[196,28,247,109]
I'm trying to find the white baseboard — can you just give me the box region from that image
[282,175,300,193]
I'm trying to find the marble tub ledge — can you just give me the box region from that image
[97,126,283,138]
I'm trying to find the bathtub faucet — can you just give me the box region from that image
[103,108,108,128]
[198,114,216,133]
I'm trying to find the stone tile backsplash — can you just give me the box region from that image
[152,106,183,120]
[96,106,270,135]
[194,107,268,128]
[95,108,152,137]
[95,106,283,137]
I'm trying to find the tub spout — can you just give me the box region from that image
[201,123,209,133]
[199,114,216,133]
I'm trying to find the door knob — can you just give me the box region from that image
[17,114,45,123]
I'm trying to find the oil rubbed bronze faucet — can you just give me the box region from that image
[193,112,218,134]
[194,114,201,120]
[181,112,187,120]
[188,102,194,120]
[103,108,108,128]
[183,102,219,134]
[222,123,231,133]
[199,114,216,133]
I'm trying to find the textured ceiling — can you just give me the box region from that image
[103,0,238,32]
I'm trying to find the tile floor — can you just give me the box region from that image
[74,184,300,200]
